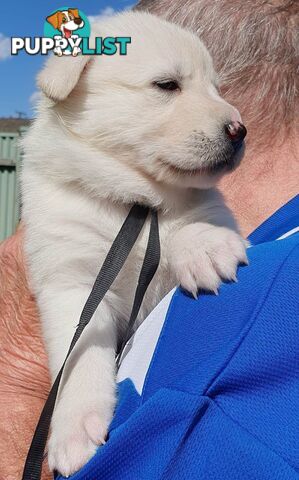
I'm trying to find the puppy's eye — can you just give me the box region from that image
[153,80,180,92]
[62,16,67,23]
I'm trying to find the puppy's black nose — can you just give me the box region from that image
[225,121,247,143]
[74,17,82,25]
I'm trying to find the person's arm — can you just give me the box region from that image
[0,228,51,480]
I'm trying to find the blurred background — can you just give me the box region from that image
[0,0,133,241]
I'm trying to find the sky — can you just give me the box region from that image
[0,0,135,118]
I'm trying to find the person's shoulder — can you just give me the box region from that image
[169,232,299,340]
[246,233,299,280]
[115,233,298,413]
[230,233,298,315]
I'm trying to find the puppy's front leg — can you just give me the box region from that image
[40,288,116,477]
[168,223,248,298]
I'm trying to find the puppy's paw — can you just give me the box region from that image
[72,47,81,57]
[53,47,63,57]
[169,224,248,297]
[48,395,114,477]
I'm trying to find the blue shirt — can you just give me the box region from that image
[59,195,299,480]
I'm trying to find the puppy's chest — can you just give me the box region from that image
[36,191,185,318]
[105,213,177,325]
[75,206,178,314]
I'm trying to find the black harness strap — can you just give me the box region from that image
[116,208,160,366]
[22,204,160,480]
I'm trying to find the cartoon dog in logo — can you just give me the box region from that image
[46,8,84,56]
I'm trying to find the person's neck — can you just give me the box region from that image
[219,135,299,238]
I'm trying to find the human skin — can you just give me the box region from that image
[220,136,299,236]
[0,227,51,480]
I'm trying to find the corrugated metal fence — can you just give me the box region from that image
[0,127,27,242]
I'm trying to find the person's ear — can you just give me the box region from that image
[46,12,60,30]
[37,55,91,102]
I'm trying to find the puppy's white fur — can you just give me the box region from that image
[22,12,247,476]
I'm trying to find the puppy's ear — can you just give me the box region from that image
[37,55,91,102]
[46,12,60,30]
[68,8,79,18]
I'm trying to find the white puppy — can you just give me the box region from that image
[22,11,248,477]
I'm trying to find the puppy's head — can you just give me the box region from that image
[46,9,84,38]
[38,12,246,191]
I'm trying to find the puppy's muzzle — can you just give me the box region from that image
[204,121,247,174]
[74,17,83,25]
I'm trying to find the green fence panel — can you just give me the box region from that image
[0,166,17,242]
[0,129,26,242]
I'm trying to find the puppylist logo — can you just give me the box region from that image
[11,7,131,57]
